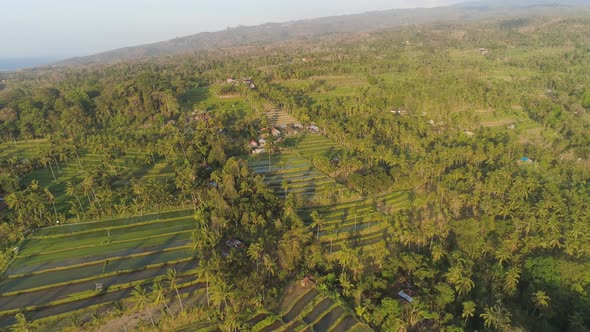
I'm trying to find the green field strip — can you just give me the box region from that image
[0,247,193,294]
[282,288,318,321]
[10,231,193,270]
[313,306,347,332]
[33,209,193,237]
[30,214,194,241]
[262,169,329,180]
[19,220,194,256]
[6,239,191,276]
[253,317,285,332]
[301,297,334,325]
[328,315,357,332]
[5,244,191,279]
[347,323,374,332]
[0,267,202,325]
[267,179,334,190]
[320,223,389,245]
[278,319,305,332]
[0,256,196,298]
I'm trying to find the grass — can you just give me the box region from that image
[180,86,252,114]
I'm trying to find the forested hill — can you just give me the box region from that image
[58,1,590,66]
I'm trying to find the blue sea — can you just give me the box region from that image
[0,57,64,72]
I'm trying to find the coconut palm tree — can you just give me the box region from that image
[310,211,324,242]
[65,181,84,212]
[246,241,263,275]
[195,259,215,308]
[11,313,32,332]
[130,284,156,328]
[211,276,235,312]
[151,281,172,316]
[43,188,58,221]
[480,304,511,330]
[530,290,550,318]
[165,268,184,314]
[461,301,476,323]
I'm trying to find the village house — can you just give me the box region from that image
[390,107,408,115]
[307,125,320,133]
[463,130,475,137]
[479,48,490,55]
[222,239,246,258]
[249,140,259,148]
[397,289,416,304]
[518,157,533,164]
[271,127,282,137]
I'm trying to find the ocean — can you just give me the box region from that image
[0,57,63,72]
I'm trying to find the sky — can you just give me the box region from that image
[1,0,464,59]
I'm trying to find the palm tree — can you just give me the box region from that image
[461,301,476,323]
[11,313,32,332]
[503,266,521,296]
[310,211,324,242]
[262,254,277,287]
[530,291,550,318]
[130,284,156,327]
[43,188,58,221]
[211,276,235,311]
[195,259,215,308]
[165,268,184,313]
[151,281,172,316]
[41,153,57,181]
[246,242,263,275]
[281,180,289,196]
[480,304,510,330]
[65,181,84,212]
[5,192,26,216]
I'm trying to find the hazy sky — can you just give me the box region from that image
[1,0,463,58]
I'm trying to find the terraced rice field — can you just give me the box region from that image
[14,147,174,214]
[0,140,49,160]
[250,284,372,332]
[0,209,200,328]
[283,134,344,160]
[267,109,299,127]
[248,151,340,199]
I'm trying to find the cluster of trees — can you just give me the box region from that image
[1,13,590,331]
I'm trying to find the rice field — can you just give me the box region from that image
[0,209,199,328]
[248,151,342,199]
[251,283,372,332]
[6,146,175,215]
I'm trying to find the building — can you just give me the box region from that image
[222,239,246,258]
[271,127,282,137]
[307,125,320,133]
[397,289,416,304]
[249,140,259,148]
[390,107,408,116]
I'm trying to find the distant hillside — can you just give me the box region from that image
[58,0,590,66]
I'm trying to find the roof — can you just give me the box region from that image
[521,157,531,162]
[397,290,414,303]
